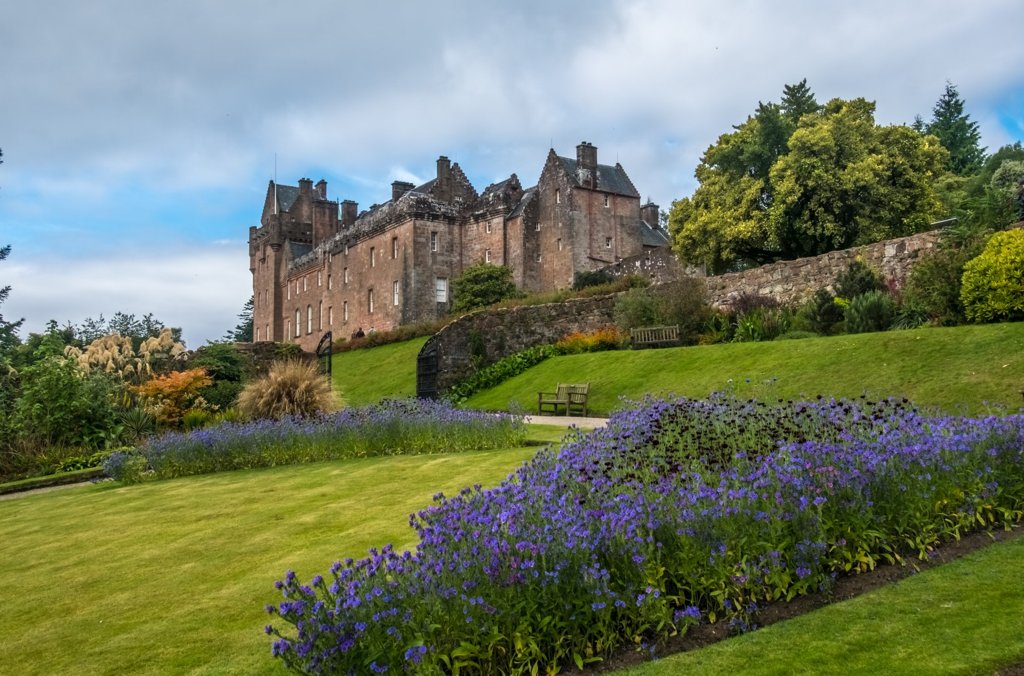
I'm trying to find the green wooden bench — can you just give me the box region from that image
[630,325,680,348]
[537,383,590,416]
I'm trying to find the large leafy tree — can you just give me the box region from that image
[670,87,948,272]
[922,82,986,176]
[451,264,522,313]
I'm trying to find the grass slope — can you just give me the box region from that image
[467,322,1024,416]
[625,533,1024,675]
[0,445,537,675]
[330,336,427,405]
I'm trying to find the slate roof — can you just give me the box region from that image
[275,184,300,212]
[509,187,536,219]
[639,220,671,247]
[557,157,640,198]
[288,241,313,258]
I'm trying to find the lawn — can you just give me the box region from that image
[331,336,427,406]
[624,532,1024,675]
[0,445,539,675]
[467,322,1024,416]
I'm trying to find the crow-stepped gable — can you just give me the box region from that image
[248,142,669,350]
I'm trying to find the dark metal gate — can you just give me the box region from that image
[416,338,439,399]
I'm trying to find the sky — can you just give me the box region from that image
[2,0,1023,347]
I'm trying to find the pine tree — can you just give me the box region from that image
[225,296,254,342]
[926,82,985,176]
[780,79,821,123]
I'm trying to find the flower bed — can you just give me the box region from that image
[104,399,525,483]
[266,395,1024,674]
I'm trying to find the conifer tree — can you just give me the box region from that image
[780,78,821,122]
[925,82,985,176]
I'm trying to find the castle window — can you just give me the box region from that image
[484,249,491,263]
[604,194,610,208]
[393,280,399,306]
[535,221,541,231]
[430,231,438,252]
[556,189,561,204]
[294,309,300,338]
[368,289,374,313]
[536,253,542,263]
[344,267,349,284]
[318,301,323,330]
[343,301,349,322]
[306,305,312,334]
[392,237,398,259]
[435,277,447,303]
[557,238,562,251]
[328,306,333,326]
[317,271,322,287]
[256,327,260,341]
[485,221,492,234]
[605,237,612,248]
[370,247,376,267]
[287,285,291,300]
[344,244,349,256]
[327,274,332,290]
[303,277,308,292]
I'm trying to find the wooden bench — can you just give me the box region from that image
[537,383,590,416]
[630,325,680,348]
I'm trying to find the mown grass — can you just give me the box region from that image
[467,322,1024,416]
[0,444,540,675]
[330,336,427,405]
[624,532,1024,675]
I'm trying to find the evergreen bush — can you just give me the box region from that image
[961,228,1024,322]
[846,290,896,333]
[834,258,884,299]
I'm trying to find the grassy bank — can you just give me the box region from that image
[467,322,1024,415]
[330,336,427,405]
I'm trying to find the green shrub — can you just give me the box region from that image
[236,360,341,420]
[613,287,660,331]
[902,242,983,326]
[55,449,115,473]
[802,288,845,335]
[834,258,884,299]
[182,409,214,430]
[733,306,793,342]
[961,228,1024,322]
[451,263,523,313]
[119,406,156,443]
[699,310,734,344]
[572,269,615,290]
[846,290,896,333]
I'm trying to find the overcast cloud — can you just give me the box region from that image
[2,0,1022,346]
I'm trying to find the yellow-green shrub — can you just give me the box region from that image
[961,229,1024,322]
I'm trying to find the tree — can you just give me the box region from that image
[451,264,522,313]
[923,82,985,176]
[0,245,24,359]
[670,90,948,272]
[224,296,254,342]
[780,78,821,122]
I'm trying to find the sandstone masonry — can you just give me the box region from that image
[248,143,669,351]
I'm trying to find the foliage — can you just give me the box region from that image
[333,319,446,353]
[224,296,254,342]
[118,406,156,443]
[0,244,24,360]
[733,304,794,342]
[104,399,526,483]
[845,290,896,334]
[65,327,187,382]
[833,258,884,299]
[613,278,711,344]
[73,312,182,349]
[670,90,947,272]
[491,275,648,311]
[446,345,555,404]
[236,360,338,420]
[553,326,625,354]
[901,240,983,325]
[572,268,615,290]
[190,342,248,409]
[266,395,1024,674]
[802,288,845,335]
[11,355,121,450]
[961,228,1024,322]
[920,82,986,177]
[451,263,523,313]
[55,450,115,473]
[132,367,213,427]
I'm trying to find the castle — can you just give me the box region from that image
[249,142,669,351]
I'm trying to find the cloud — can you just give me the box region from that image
[4,244,251,348]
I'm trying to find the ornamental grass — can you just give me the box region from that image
[266,394,1024,674]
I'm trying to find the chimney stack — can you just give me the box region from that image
[641,201,660,226]
[341,200,358,227]
[298,177,313,198]
[436,156,452,202]
[576,142,597,189]
[391,181,415,201]
[315,179,327,199]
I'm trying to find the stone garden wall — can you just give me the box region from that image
[419,226,946,394]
